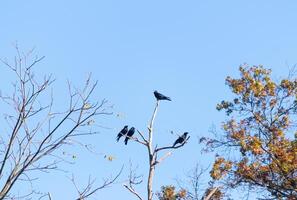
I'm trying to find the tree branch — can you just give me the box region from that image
[155,136,190,153]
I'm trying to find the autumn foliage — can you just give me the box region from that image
[157,186,187,200]
[204,65,297,199]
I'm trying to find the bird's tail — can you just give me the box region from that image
[166,97,172,101]
[116,136,120,142]
[124,138,128,145]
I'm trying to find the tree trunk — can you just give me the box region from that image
[147,155,155,200]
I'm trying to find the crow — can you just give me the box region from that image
[124,127,135,145]
[116,125,128,142]
[154,90,171,101]
[173,132,188,147]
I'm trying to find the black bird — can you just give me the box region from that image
[124,127,135,145]
[173,132,189,147]
[116,125,128,142]
[154,90,171,101]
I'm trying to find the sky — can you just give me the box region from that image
[0,1,297,199]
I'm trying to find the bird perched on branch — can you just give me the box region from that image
[124,127,135,145]
[173,132,189,147]
[116,125,128,142]
[154,90,171,101]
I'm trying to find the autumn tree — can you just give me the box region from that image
[0,48,119,199]
[202,65,297,199]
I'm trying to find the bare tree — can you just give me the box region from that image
[121,96,190,200]
[0,47,116,199]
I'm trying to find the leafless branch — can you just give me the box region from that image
[123,184,143,200]
[73,166,123,200]
[123,161,143,200]
[155,136,190,153]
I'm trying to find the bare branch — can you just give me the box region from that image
[155,136,190,153]
[123,161,143,200]
[74,166,123,200]
[136,129,148,144]
[123,184,143,200]
[154,151,172,165]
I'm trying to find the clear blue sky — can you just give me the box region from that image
[0,1,296,199]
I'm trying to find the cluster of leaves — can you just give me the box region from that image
[157,186,188,200]
[157,185,223,200]
[206,65,297,199]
